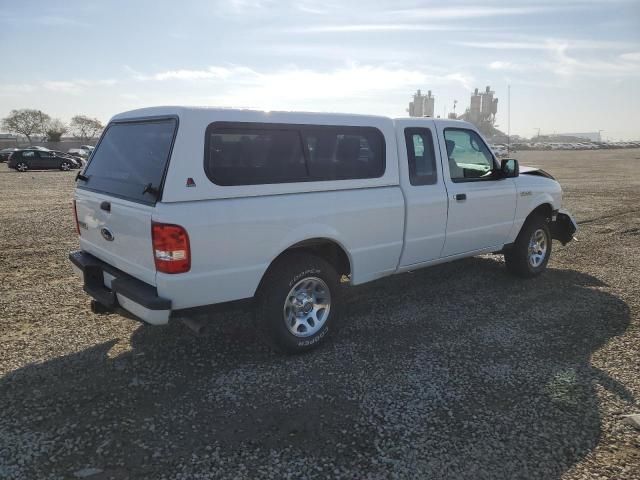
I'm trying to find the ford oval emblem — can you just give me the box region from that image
[100,227,115,242]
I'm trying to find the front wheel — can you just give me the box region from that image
[255,253,340,354]
[504,215,552,278]
[16,162,28,172]
[60,161,71,171]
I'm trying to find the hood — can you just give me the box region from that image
[519,165,556,180]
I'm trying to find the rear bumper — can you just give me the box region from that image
[551,209,578,245]
[69,250,171,325]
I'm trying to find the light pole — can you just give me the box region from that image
[533,127,541,139]
[507,84,511,154]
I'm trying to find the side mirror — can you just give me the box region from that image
[500,158,519,178]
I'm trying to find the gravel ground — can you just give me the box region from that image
[1,149,639,479]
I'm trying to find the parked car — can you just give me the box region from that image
[69,107,577,353]
[68,148,86,157]
[0,147,18,162]
[8,149,79,171]
[490,144,508,157]
[68,148,92,158]
[23,148,82,167]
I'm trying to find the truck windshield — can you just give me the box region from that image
[80,118,177,204]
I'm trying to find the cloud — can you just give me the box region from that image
[443,73,474,91]
[42,79,118,93]
[485,43,640,79]
[489,61,512,70]
[456,41,546,50]
[389,5,572,20]
[548,43,640,77]
[488,61,530,72]
[620,52,640,62]
[34,15,87,27]
[0,84,37,97]
[0,13,88,27]
[455,37,638,51]
[294,1,330,15]
[287,23,475,33]
[129,64,475,111]
[132,66,257,82]
[43,81,81,93]
[0,78,118,97]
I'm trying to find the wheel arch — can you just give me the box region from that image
[255,237,352,295]
[527,202,554,222]
[506,201,554,245]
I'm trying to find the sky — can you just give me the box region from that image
[0,0,639,140]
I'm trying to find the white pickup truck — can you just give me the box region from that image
[69,107,576,353]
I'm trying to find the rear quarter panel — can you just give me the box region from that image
[153,187,405,309]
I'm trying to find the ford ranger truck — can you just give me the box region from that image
[70,108,577,353]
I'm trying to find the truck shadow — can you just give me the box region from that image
[0,257,633,479]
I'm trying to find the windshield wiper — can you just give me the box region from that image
[142,183,160,197]
[75,172,90,182]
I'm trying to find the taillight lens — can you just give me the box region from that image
[72,199,80,235]
[151,222,191,274]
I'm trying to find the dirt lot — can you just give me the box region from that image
[1,149,639,479]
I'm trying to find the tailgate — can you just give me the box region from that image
[73,116,178,286]
[76,189,156,285]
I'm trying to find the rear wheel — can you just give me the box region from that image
[504,215,552,278]
[60,161,71,171]
[16,162,28,172]
[255,253,340,354]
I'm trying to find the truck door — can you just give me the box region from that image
[436,125,516,257]
[396,121,448,267]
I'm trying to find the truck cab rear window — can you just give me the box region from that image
[80,118,177,203]
[204,122,385,185]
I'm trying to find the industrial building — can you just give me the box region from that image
[463,86,498,126]
[408,89,435,117]
[407,85,501,137]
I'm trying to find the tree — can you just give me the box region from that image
[70,115,104,141]
[45,119,68,142]
[1,109,50,145]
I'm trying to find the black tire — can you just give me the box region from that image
[504,214,552,278]
[60,161,71,171]
[16,162,28,172]
[255,253,340,354]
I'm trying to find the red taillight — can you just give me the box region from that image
[151,222,191,274]
[72,199,80,235]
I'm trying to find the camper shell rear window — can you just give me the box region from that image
[78,117,178,204]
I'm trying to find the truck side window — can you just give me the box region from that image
[204,122,385,185]
[207,129,307,185]
[404,128,437,185]
[444,128,496,182]
[302,129,383,181]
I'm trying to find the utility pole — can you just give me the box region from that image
[533,127,541,139]
[507,84,511,154]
